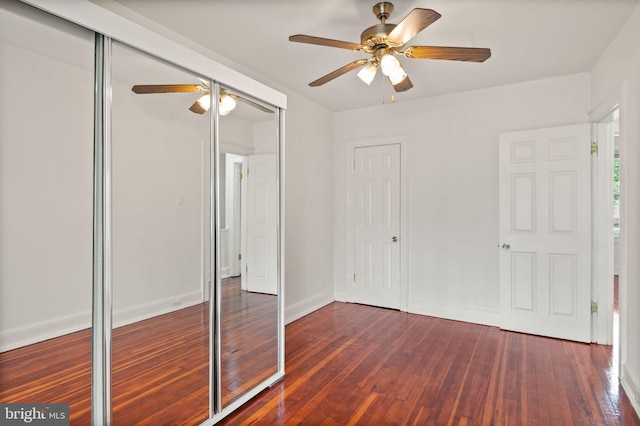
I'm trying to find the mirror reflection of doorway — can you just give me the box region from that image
[219,150,279,406]
[218,87,279,408]
[221,153,245,281]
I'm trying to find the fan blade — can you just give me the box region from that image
[289,34,363,51]
[393,75,413,92]
[131,84,205,94]
[229,94,274,113]
[404,46,491,62]
[387,9,441,46]
[309,59,369,87]
[189,100,207,114]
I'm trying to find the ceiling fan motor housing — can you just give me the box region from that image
[361,23,399,52]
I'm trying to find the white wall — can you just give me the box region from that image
[0,9,95,351]
[110,73,209,325]
[333,73,590,325]
[220,114,254,154]
[283,91,336,322]
[591,1,640,415]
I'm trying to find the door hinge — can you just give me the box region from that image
[238,172,243,180]
[238,253,242,260]
[353,272,356,282]
[353,160,356,170]
[591,301,598,313]
[591,141,598,154]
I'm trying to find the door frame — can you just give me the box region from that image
[589,83,628,348]
[345,134,410,312]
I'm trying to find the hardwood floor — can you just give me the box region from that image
[221,302,640,425]
[0,277,277,425]
[1,287,638,425]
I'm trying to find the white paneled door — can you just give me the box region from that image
[499,124,591,342]
[246,154,277,295]
[353,144,401,309]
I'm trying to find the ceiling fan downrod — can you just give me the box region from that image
[373,2,394,23]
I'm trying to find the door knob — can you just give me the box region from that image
[501,243,510,249]
[392,236,398,243]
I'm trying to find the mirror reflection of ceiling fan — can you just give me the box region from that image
[131,81,273,115]
[289,2,491,92]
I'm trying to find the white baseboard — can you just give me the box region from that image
[621,362,640,418]
[408,299,500,327]
[337,291,499,328]
[113,291,203,328]
[0,311,92,353]
[285,292,334,325]
[334,290,348,303]
[0,291,204,352]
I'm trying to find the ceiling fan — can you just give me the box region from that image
[131,81,273,115]
[289,2,491,92]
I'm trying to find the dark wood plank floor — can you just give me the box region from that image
[2,286,638,425]
[221,302,640,426]
[0,277,277,426]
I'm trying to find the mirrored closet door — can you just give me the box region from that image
[217,86,280,409]
[0,2,95,424]
[110,42,212,425]
[0,1,284,424]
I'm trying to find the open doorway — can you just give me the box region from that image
[595,106,620,358]
[610,108,621,369]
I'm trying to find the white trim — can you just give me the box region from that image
[591,116,615,345]
[588,83,627,350]
[621,362,640,418]
[220,141,255,157]
[345,133,410,312]
[408,300,500,328]
[285,292,334,325]
[589,87,623,122]
[112,291,204,328]
[0,311,92,353]
[0,290,203,352]
[334,290,348,303]
[201,371,285,426]
[19,0,286,109]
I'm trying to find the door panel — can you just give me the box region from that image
[353,144,401,309]
[246,154,277,295]
[499,124,591,342]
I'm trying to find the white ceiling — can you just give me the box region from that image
[104,0,637,112]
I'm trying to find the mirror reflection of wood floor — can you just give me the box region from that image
[0,276,277,426]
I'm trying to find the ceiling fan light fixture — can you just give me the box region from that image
[380,54,407,85]
[387,65,407,85]
[357,62,378,85]
[380,53,401,76]
[219,93,237,116]
[196,93,211,111]
[195,92,237,115]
